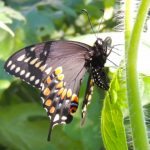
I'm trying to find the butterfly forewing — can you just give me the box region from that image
[5,41,91,88]
[4,42,51,89]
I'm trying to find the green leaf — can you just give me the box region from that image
[0,21,14,37]
[0,28,26,60]
[101,70,128,150]
[23,7,55,42]
[3,7,25,21]
[0,1,25,22]
[0,103,60,150]
[0,30,15,60]
[0,13,13,24]
[0,1,25,37]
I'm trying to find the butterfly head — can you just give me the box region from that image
[94,37,112,58]
[91,37,112,68]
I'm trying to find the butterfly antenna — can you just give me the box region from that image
[82,9,98,38]
[107,58,118,67]
[111,44,124,51]
[112,43,124,47]
[111,50,121,56]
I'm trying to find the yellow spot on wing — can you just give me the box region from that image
[30,58,38,65]
[30,47,35,51]
[56,81,64,89]
[17,54,25,61]
[57,88,64,96]
[15,67,20,73]
[35,61,42,68]
[10,64,16,70]
[24,57,31,63]
[67,89,72,98]
[55,67,63,75]
[39,64,47,71]
[57,74,64,81]
[7,60,12,67]
[45,67,52,75]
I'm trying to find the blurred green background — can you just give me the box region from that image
[0,0,116,149]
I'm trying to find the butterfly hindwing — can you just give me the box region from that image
[41,67,74,141]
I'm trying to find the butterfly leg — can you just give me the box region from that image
[81,74,94,125]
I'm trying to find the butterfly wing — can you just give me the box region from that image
[4,40,92,140]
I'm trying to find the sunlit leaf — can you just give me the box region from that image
[0,21,14,37]
[101,70,128,150]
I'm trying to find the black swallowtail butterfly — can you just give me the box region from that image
[4,36,112,141]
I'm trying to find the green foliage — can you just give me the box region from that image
[0,1,25,37]
[101,68,150,150]
[101,69,128,150]
[125,0,150,149]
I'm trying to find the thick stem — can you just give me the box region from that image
[125,0,150,149]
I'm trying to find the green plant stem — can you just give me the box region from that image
[125,0,150,149]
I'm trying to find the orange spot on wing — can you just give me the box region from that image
[45,99,52,107]
[50,106,55,113]
[43,88,51,96]
[71,94,78,103]
[70,107,77,113]
[46,76,51,84]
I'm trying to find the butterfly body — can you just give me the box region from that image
[4,37,112,141]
